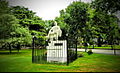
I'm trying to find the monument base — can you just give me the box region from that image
[47,40,67,63]
[47,57,67,63]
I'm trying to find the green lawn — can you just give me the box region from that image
[78,45,120,49]
[0,49,120,72]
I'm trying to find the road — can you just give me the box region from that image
[77,49,120,55]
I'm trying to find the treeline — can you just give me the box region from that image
[0,0,120,53]
[0,0,47,53]
[50,0,120,49]
[54,0,120,49]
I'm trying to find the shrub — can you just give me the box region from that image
[87,49,93,55]
[78,53,84,57]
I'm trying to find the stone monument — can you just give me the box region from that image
[46,21,67,63]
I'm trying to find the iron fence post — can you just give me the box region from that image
[32,36,35,63]
[66,34,69,66]
[75,38,78,59]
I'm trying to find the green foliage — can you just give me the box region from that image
[64,1,89,38]
[10,6,46,30]
[15,27,32,45]
[0,14,18,39]
[56,1,119,47]
[87,49,93,55]
[31,30,46,45]
[44,20,55,33]
[11,6,47,41]
[1,0,120,49]
[91,0,120,13]
[90,0,120,46]
[107,23,120,45]
[0,14,32,46]
[55,16,69,39]
[10,6,36,19]
[58,1,98,45]
[0,1,32,48]
[0,0,10,15]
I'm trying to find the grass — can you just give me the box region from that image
[78,45,120,49]
[0,49,120,72]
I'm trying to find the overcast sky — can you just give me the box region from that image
[7,0,91,20]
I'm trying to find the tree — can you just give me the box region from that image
[44,20,55,34]
[10,6,36,27]
[10,6,47,47]
[55,10,70,39]
[11,6,47,39]
[91,0,120,13]
[64,1,92,52]
[91,11,108,47]
[91,0,120,47]
[0,0,10,15]
[0,14,32,52]
[106,16,120,47]
[64,1,89,40]
[0,0,32,53]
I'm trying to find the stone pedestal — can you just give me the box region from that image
[47,40,67,63]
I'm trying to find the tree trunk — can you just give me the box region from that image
[113,49,116,55]
[97,37,102,47]
[8,43,12,53]
[111,45,113,50]
[17,43,21,53]
[111,41,114,50]
[85,47,87,52]
[113,42,116,55]
[92,44,94,49]
[84,43,88,52]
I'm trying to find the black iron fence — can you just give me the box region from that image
[32,36,77,65]
[67,38,77,64]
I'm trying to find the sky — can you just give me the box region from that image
[7,0,91,20]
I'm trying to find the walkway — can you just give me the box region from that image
[77,49,120,55]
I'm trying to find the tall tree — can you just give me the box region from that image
[0,0,32,52]
[91,0,120,47]
[0,14,32,48]
[55,10,70,39]
[10,6,36,27]
[10,6,47,40]
[64,1,89,40]
[91,0,120,13]
[106,15,120,48]
[0,0,10,15]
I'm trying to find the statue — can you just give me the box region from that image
[46,21,62,41]
[46,21,67,63]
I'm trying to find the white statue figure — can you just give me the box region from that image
[46,21,62,41]
[46,21,67,63]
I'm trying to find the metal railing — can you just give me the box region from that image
[32,36,77,65]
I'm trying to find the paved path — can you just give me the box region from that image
[77,49,120,55]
